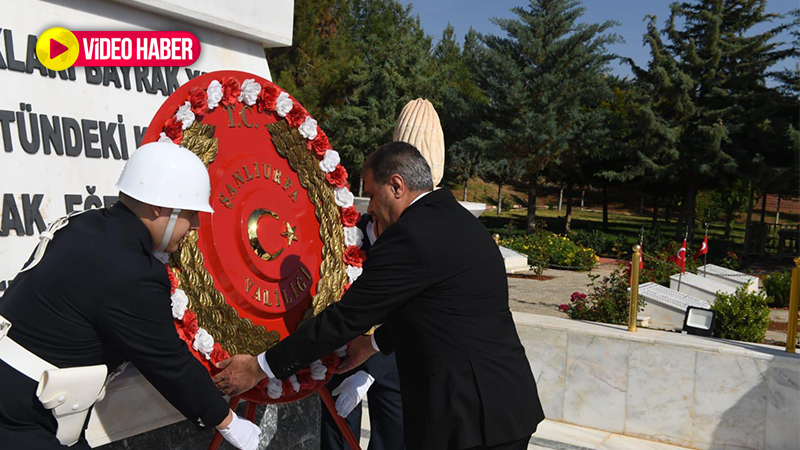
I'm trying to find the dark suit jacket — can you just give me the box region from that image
[0,203,228,447]
[266,188,544,449]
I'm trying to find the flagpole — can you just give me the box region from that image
[703,223,708,277]
[677,228,687,292]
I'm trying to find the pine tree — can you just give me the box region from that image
[634,0,795,241]
[324,0,435,191]
[480,0,619,233]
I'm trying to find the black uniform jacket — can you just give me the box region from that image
[0,202,228,447]
[265,188,545,449]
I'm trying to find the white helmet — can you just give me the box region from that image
[115,142,213,213]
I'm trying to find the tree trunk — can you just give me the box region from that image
[640,193,645,217]
[358,177,364,197]
[743,183,756,254]
[665,205,671,224]
[580,187,586,211]
[676,190,687,240]
[496,182,503,215]
[684,178,698,242]
[775,194,781,225]
[760,192,767,223]
[602,185,609,232]
[463,179,469,202]
[527,176,537,234]
[565,183,573,233]
[651,194,659,229]
[558,184,564,213]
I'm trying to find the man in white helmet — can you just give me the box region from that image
[0,142,260,450]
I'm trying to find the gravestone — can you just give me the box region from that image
[669,272,737,304]
[696,264,759,293]
[635,282,712,331]
[499,246,529,274]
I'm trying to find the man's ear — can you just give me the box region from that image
[151,205,163,219]
[389,174,405,199]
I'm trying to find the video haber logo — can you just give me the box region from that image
[36,27,201,71]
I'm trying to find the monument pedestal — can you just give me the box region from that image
[669,272,736,303]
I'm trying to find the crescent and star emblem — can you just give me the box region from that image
[248,209,298,261]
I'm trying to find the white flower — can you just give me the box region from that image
[335,346,348,357]
[346,265,363,284]
[176,101,195,130]
[298,116,318,140]
[275,92,293,117]
[310,360,327,380]
[206,80,223,110]
[170,289,189,320]
[319,150,340,173]
[158,132,172,143]
[344,226,363,248]
[289,375,301,393]
[267,377,283,399]
[192,328,215,360]
[334,187,354,208]
[238,79,261,106]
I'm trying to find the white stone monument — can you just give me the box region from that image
[669,272,737,304]
[697,264,759,293]
[636,282,712,331]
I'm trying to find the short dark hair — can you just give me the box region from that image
[362,141,433,192]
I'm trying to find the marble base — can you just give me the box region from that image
[500,246,530,273]
[96,394,320,450]
[514,313,800,450]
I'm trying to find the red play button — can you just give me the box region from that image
[50,39,69,59]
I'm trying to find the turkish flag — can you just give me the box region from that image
[696,235,708,258]
[677,239,687,273]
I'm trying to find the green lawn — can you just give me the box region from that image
[481,207,748,249]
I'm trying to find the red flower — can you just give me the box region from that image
[326,164,349,188]
[307,130,331,158]
[285,101,308,127]
[182,310,199,338]
[188,87,208,115]
[257,83,281,112]
[340,206,360,227]
[162,117,183,144]
[220,77,241,107]
[165,265,179,294]
[296,370,315,391]
[210,344,230,365]
[343,246,365,268]
[558,304,569,313]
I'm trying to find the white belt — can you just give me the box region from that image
[0,316,57,380]
[0,315,111,447]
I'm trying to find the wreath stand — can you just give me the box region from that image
[207,386,361,450]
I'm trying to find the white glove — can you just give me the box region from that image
[330,370,374,418]
[218,411,261,450]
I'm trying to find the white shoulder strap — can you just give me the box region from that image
[19,209,92,274]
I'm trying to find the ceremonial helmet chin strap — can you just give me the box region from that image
[156,208,182,253]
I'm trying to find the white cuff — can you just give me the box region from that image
[257,352,276,379]
[370,334,380,352]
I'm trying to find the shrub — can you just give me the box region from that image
[711,287,771,343]
[717,250,741,270]
[501,230,598,271]
[763,271,792,307]
[560,268,644,325]
[636,241,699,286]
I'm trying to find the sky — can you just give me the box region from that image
[400,0,798,80]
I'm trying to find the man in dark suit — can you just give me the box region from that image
[0,143,259,450]
[215,142,545,450]
[321,214,404,450]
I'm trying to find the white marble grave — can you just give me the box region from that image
[499,246,529,273]
[635,282,711,331]
[669,272,737,304]
[696,264,759,293]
